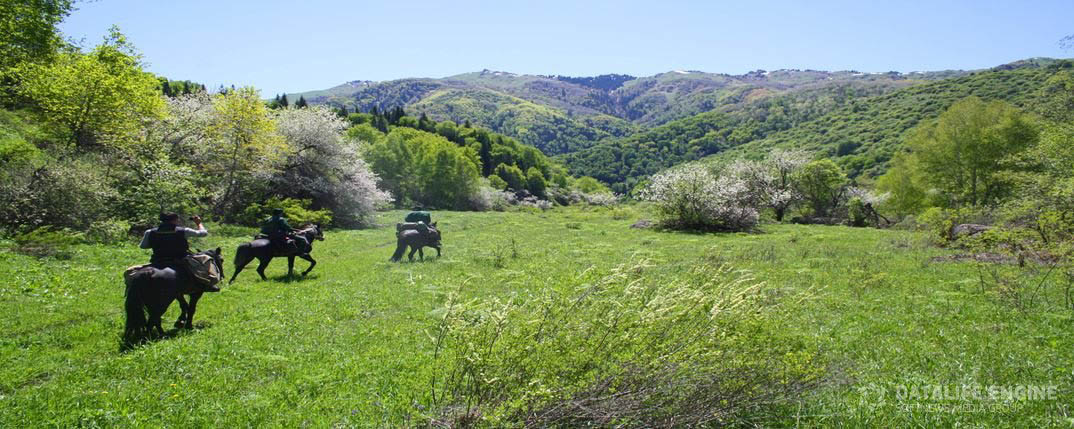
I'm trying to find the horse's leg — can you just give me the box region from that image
[187,292,202,329]
[299,254,316,276]
[434,245,441,258]
[418,247,425,261]
[287,255,295,277]
[256,256,271,281]
[408,245,417,262]
[174,293,190,329]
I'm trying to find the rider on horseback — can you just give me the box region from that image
[260,208,296,252]
[138,213,220,292]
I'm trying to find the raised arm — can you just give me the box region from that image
[183,215,208,238]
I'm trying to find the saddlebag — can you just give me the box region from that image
[185,254,222,288]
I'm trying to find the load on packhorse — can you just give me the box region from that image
[124,213,224,340]
[391,209,441,262]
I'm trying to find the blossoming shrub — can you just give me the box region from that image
[641,165,759,231]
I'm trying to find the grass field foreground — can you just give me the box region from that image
[1,207,1071,426]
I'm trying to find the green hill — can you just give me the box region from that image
[562,59,1072,192]
[293,68,949,157]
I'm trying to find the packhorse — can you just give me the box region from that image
[391,222,442,262]
[124,248,224,340]
[230,224,324,283]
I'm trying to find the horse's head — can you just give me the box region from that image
[428,223,441,245]
[313,224,325,241]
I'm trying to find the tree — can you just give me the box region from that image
[795,159,847,217]
[526,167,547,198]
[494,163,525,191]
[364,128,481,209]
[279,93,289,108]
[273,106,391,226]
[295,95,308,108]
[726,149,808,221]
[0,0,74,74]
[203,87,286,218]
[640,164,758,231]
[882,97,1037,209]
[16,27,165,148]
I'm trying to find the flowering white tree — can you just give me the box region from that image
[274,106,392,227]
[725,149,810,222]
[641,165,759,231]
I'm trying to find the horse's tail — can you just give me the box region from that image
[390,238,407,262]
[234,243,252,269]
[124,272,149,339]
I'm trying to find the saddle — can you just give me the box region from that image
[255,233,303,256]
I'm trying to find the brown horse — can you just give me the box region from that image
[390,223,441,262]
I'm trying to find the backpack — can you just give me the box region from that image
[185,254,222,288]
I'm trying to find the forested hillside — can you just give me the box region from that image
[561,59,1070,192]
[294,68,947,158]
[701,59,1071,178]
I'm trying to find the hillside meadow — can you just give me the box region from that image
[1,207,1070,427]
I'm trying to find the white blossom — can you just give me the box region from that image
[642,165,759,231]
[274,107,392,226]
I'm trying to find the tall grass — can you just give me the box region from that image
[427,258,826,427]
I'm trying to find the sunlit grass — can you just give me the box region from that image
[1,207,1070,426]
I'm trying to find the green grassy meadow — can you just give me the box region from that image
[2,207,1071,427]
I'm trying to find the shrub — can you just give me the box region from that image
[238,197,333,227]
[848,197,867,227]
[487,174,508,191]
[12,227,83,258]
[85,219,131,245]
[641,165,758,231]
[427,260,825,426]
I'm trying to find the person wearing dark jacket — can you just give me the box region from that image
[260,208,295,250]
[139,213,218,292]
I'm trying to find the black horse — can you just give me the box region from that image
[124,248,224,340]
[390,223,442,262]
[230,224,324,283]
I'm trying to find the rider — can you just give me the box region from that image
[139,213,219,292]
[260,208,295,251]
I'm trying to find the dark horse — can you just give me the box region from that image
[390,223,442,262]
[124,248,224,340]
[230,224,324,283]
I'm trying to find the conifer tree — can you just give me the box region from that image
[295,96,308,108]
[280,94,289,108]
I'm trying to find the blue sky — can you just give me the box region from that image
[60,0,1073,97]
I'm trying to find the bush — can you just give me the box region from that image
[85,219,131,245]
[12,227,84,258]
[427,260,825,426]
[848,197,867,227]
[641,165,758,231]
[238,198,333,227]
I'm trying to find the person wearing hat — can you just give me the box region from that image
[139,213,219,292]
[260,208,295,251]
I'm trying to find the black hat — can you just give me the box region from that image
[272,208,284,216]
[159,212,180,222]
